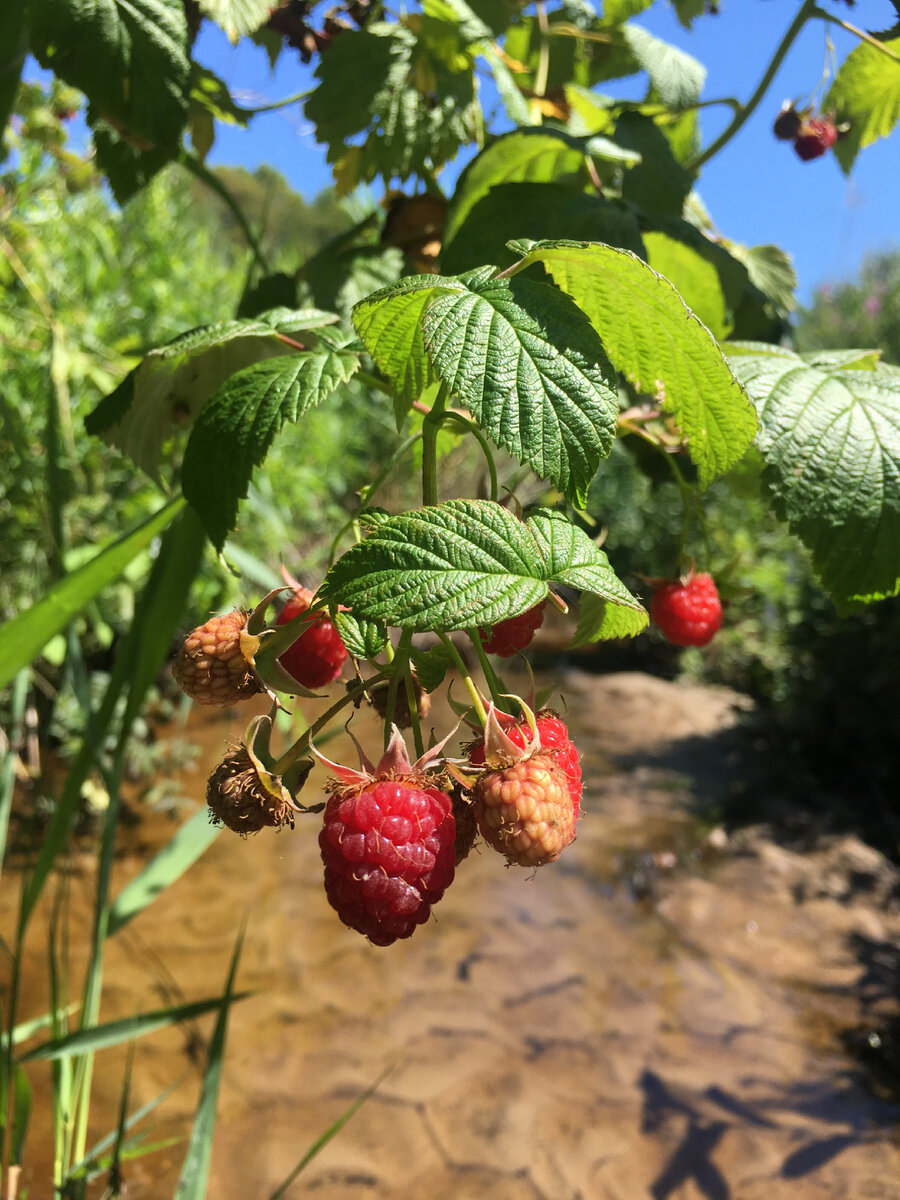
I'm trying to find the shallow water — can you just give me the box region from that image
[6,670,900,1199]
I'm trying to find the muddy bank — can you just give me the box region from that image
[6,671,900,1199]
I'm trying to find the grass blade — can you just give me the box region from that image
[107,807,222,939]
[0,498,184,690]
[19,994,251,1063]
[174,923,246,1200]
[66,1079,182,1181]
[268,1062,398,1200]
[0,670,29,879]
[11,1064,32,1164]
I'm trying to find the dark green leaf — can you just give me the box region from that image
[331,610,388,659]
[410,642,456,692]
[182,337,360,549]
[91,117,174,203]
[30,0,190,149]
[727,343,900,610]
[615,110,694,216]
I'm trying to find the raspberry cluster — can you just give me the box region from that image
[773,102,845,162]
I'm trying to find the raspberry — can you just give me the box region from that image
[794,117,838,161]
[316,727,457,945]
[650,572,722,647]
[207,745,301,835]
[277,586,348,690]
[479,601,547,657]
[320,779,456,945]
[773,102,802,141]
[173,610,262,706]
[450,785,478,864]
[473,754,575,867]
[469,709,582,820]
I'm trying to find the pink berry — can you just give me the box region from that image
[794,118,838,161]
[651,572,723,647]
[469,709,582,820]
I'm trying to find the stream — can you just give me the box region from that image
[6,668,900,1199]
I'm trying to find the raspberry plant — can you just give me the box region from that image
[3,0,900,1192]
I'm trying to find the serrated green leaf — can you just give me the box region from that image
[800,348,882,372]
[515,240,757,487]
[197,0,272,41]
[727,343,900,610]
[826,35,900,173]
[671,0,708,30]
[85,310,339,478]
[482,44,537,126]
[623,23,706,108]
[352,276,459,416]
[421,270,619,504]
[305,23,478,190]
[734,243,797,314]
[321,500,643,632]
[643,230,729,340]
[444,129,590,249]
[410,642,456,691]
[31,0,189,149]
[442,182,645,275]
[571,592,650,644]
[183,339,360,549]
[603,0,654,23]
[90,117,174,203]
[331,610,388,659]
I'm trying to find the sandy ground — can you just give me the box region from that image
[5,670,899,1199]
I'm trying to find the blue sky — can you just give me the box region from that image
[192,0,900,304]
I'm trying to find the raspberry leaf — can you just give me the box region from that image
[321,500,643,632]
[826,35,900,173]
[421,269,619,505]
[622,24,706,109]
[196,0,273,41]
[182,334,361,549]
[410,643,457,692]
[30,0,190,152]
[727,343,900,611]
[331,611,388,660]
[571,594,649,644]
[85,309,339,478]
[510,239,757,487]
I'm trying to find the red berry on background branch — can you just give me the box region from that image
[479,600,547,657]
[650,571,723,647]
[277,570,348,690]
[316,729,457,945]
[793,116,838,161]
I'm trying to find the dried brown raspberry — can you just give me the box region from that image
[207,745,305,835]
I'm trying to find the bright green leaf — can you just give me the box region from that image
[643,230,730,340]
[735,243,797,314]
[727,343,900,610]
[321,500,643,632]
[514,239,757,486]
[331,610,388,659]
[827,35,900,173]
[571,592,650,644]
[623,23,706,108]
[0,500,183,691]
[182,335,360,549]
[85,310,338,479]
[197,0,273,40]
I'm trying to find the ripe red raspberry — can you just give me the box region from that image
[479,600,547,657]
[473,752,575,867]
[277,584,347,690]
[469,709,582,819]
[173,610,262,706]
[650,572,722,647]
[316,728,457,945]
[794,117,838,161]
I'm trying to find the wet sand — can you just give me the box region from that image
[6,670,900,1199]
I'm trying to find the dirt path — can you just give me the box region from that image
[7,671,900,1199]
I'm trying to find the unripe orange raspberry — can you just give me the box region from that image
[473,753,575,868]
[173,610,262,706]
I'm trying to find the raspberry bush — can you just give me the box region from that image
[4,0,900,1192]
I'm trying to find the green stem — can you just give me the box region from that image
[535,1,551,99]
[403,666,425,760]
[353,368,394,398]
[811,7,900,64]
[438,412,499,501]
[469,630,506,707]
[240,88,314,114]
[421,385,448,506]
[382,631,413,750]
[438,634,487,726]
[690,0,816,171]
[271,672,391,774]
[178,150,269,274]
